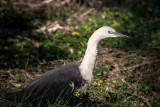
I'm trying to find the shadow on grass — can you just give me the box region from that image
[0,6,68,69]
[1,92,111,107]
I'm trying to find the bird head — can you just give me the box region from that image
[94,26,130,40]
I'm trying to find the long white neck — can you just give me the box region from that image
[79,32,100,85]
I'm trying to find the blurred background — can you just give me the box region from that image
[0,0,160,67]
[0,0,160,106]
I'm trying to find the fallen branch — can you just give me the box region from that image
[127,60,160,71]
[34,21,63,33]
[0,0,71,11]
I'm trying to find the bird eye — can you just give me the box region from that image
[108,31,111,33]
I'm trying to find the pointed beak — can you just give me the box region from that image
[110,32,130,38]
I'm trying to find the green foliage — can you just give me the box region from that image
[33,19,43,29]
[139,75,155,93]
[0,69,5,73]
[104,60,112,65]
[136,50,145,56]
[1,0,159,68]
[15,73,21,81]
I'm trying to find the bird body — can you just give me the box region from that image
[5,64,85,105]
[23,64,85,97]
[5,26,129,106]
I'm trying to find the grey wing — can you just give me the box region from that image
[22,64,82,101]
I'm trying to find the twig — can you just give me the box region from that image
[121,95,151,107]
[25,56,29,70]
[24,37,39,48]
[0,0,71,10]
[121,96,133,103]
[0,97,10,103]
[82,8,95,16]
[137,95,151,107]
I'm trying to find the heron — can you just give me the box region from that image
[5,26,129,106]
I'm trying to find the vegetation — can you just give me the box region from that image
[0,0,160,106]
